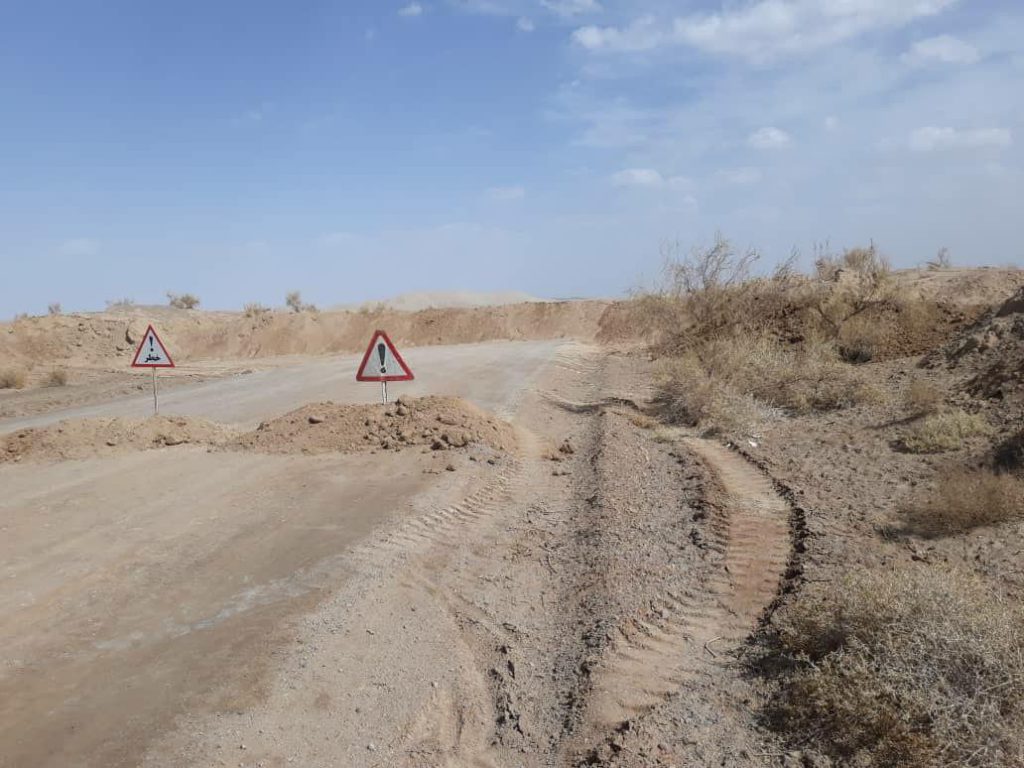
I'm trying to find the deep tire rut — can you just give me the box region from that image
[577,435,791,745]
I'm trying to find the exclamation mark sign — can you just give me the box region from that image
[377,342,387,374]
[149,335,155,354]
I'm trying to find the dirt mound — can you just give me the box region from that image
[1,415,234,463]
[235,396,515,455]
[0,301,613,368]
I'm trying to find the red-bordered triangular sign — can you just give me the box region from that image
[356,330,414,382]
[131,324,176,368]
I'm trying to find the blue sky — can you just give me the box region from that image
[1,0,1022,315]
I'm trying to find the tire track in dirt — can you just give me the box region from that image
[578,435,792,743]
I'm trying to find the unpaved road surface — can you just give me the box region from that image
[0,340,794,767]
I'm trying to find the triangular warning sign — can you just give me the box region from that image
[356,330,414,382]
[131,324,175,368]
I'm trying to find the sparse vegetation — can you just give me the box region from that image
[927,246,953,270]
[45,369,68,387]
[244,302,270,318]
[48,302,62,316]
[901,409,992,453]
[106,298,136,310]
[901,469,1024,536]
[285,291,317,314]
[770,566,1024,767]
[904,378,944,416]
[166,292,200,310]
[0,369,28,389]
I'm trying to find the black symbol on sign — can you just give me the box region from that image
[377,342,387,374]
[144,335,160,362]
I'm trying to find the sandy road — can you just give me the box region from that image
[0,340,562,433]
[0,340,564,768]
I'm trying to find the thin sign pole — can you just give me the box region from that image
[152,368,158,415]
[381,380,388,405]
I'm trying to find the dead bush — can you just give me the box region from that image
[285,291,316,314]
[0,369,27,389]
[771,566,1024,767]
[106,298,135,310]
[166,292,200,310]
[904,379,943,416]
[901,409,991,453]
[656,334,880,434]
[927,247,953,270]
[901,469,1024,536]
[47,302,62,316]
[243,302,270,318]
[45,369,69,387]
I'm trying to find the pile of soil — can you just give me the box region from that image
[925,287,1024,421]
[234,396,516,455]
[1,415,233,462]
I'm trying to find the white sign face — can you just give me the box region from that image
[131,325,175,368]
[356,330,414,382]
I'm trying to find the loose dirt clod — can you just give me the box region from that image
[234,396,515,455]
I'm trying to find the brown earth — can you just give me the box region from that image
[235,396,516,455]
[4,271,1024,768]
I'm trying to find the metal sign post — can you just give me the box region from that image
[130,324,175,415]
[382,380,388,405]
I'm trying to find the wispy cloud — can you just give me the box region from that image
[748,126,792,150]
[909,126,1012,152]
[573,0,960,60]
[517,17,535,32]
[58,238,100,257]
[486,185,527,201]
[611,168,689,190]
[398,2,424,18]
[902,35,979,66]
[541,0,601,18]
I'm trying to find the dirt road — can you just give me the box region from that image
[0,340,794,767]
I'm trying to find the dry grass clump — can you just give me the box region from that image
[903,378,943,416]
[243,302,271,318]
[285,290,317,314]
[901,469,1024,536]
[47,302,62,315]
[166,292,200,310]
[656,334,880,434]
[0,368,28,389]
[901,409,991,453]
[771,566,1024,767]
[45,369,69,387]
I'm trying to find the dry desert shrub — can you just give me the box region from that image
[166,292,200,310]
[106,298,136,310]
[0,368,28,389]
[285,291,317,313]
[656,334,880,433]
[903,379,943,416]
[243,302,270,318]
[901,469,1024,536]
[901,409,991,453]
[45,369,69,387]
[47,302,62,315]
[772,566,1024,767]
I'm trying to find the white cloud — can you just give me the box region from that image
[517,16,535,32]
[902,35,979,66]
[486,185,527,200]
[909,126,1012,152]
[748,126,792,149]
[542,0,602,18]
[398,2,424,17]
[58,238,100,257]
[824,115,840,131]
[573,0,960,60]
[315,232,356,249]
[611,168,689,190]
[718,167,762,186]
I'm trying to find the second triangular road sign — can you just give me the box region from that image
[356,330,414,382]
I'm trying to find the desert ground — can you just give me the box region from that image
[3,262,1024,768]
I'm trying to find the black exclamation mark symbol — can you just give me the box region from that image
[377,342,387,374]
[149,335,155,354]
